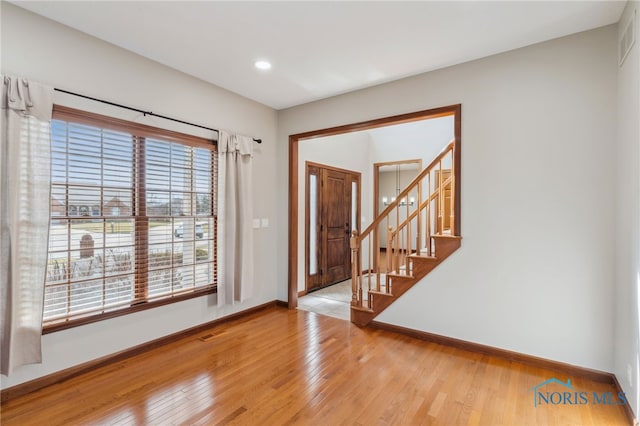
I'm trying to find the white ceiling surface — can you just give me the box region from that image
[11,1,626,110]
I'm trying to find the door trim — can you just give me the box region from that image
[288,104,462,309]
[305,161,361,293]
[372,158,422,271]
[373,159,422,217]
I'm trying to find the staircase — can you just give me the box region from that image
[350,141,461,326]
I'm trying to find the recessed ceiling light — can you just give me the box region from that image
[254,60,272,71]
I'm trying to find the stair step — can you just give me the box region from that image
[386,272,414,280]
[369,290,393,297]
[431,235,462,240]
[408,254,437,261]
[351,304,374,313]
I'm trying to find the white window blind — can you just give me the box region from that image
[43,107,217,328]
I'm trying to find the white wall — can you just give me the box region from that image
[615,1,640,418]
[1,3,278,388]
[278,25,618,371]
[369,116,454,165]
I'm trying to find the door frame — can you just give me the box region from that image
[288,104,462,309]
[305,161,361,294]
[372,159,422,271]
[373,159,422,217]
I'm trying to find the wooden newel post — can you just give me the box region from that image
[350,230,361,306]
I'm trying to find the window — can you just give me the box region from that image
[44,106,217,330]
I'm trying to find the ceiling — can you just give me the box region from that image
[10,1,626,110]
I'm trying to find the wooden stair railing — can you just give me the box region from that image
[350,140,461,326]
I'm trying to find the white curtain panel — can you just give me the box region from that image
[0,76,53,375]
[216,130,254,305]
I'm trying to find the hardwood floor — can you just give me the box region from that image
[1,306,630,425]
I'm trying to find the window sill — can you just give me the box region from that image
[42,286,217,334]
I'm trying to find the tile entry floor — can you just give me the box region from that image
[297,279,351,320]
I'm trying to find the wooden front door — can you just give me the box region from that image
[306,163,360,292]
[322,169,351,285]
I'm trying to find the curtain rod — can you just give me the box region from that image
[53,88,262,143]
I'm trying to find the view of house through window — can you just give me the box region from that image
[44,107,217,328]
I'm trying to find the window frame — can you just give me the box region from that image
[43,105,217,334]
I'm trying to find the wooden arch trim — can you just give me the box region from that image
[288,104,462,308]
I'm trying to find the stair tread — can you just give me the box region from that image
[409,253,437,260]
[351,304,374,313]
[386,272,414,279]
[369,290,393,297]
[431,234,462,239]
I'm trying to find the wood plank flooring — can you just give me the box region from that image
[1,306,630,425]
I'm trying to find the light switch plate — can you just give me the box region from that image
[252,219,261,229]
[261,218,269,228]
